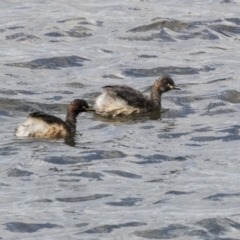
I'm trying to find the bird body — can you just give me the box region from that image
[15,112,70,138]
[95,89,146,116]
[94,76,180,117]
[15,99,89,139]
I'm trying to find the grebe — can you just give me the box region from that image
[15,99,89,139]
[94,76,180,117]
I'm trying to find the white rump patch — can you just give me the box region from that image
[15,117,49,137]
[94,92,140,116]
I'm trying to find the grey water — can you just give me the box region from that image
[1,0,240,239]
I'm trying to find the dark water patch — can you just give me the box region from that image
[80,150,126,161]
[45,96,63,101]
[187,229,208,237]
[5,32,27,39]
[44,156,83,165]
[6,33,39,41]
[123,66,214,77]
[139,125,154,129]
[79,20,103,26]
[133,154,168,164]
[126,18,226,41]
[191,136,222,142]
[29,199,53,203]
[206,102,226,110]
[128,19,191,32]
[65,82,85,88]
[157,29,176,42]
[221,90,240,103]
[56,194,111,202]
[15,90,36,95]
[57,17,86,23]
[0,146,20,156]
[165,191,194,195]
[82,222,146,234]
[75,223,89,228]
[120,32,175,42]
[194,127,212,132]
[203,193,240,201]
[177,29,219,40]
[208,46,227,50]
[222,134,240,142]
[58,179,80,182]
[185,143,203,147]
[196,218,240,235]
[210,24,240,36]
[158,132,189,139]
[5,73,21,78]
[69,163,92,171]
[226,18,240,25]
[134,224,189,239]
[129,7,141,11]
[66,26,92,38]
[101,49,114,53]
[153,198,169,204]
[45,26,92,38]
[133,154,188,164]
[66,172,104,181]
[49,40,64,43]
[0,183,10,186]
[174,156,190,161]
[88,123,108,130]
[218,125,240,135]
[138,54,158,58]
[7,26,24,30]
[4,222,61,233]
[0,89,36,96]
[103,170,142,179]
[106,197,142,207]
[49,17,100,26]
[5,56,90,70]
[221,0,235,3]
[102,74,124,79]
[201,108,236,116]
[8,168,33,177]
[191,130,240,142]
[146,178,164,183]
[59,90,73,94]
[45,32,65,37]
[190,51,206,55]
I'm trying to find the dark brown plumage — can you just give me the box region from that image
[15,99,89,139]
[94,76,180,116]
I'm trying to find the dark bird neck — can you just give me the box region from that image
[65,110,77,133]
[150,87,162,110]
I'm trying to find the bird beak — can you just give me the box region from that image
[83,106,95,112]
[173,85,181,90]
[168,83,181,90]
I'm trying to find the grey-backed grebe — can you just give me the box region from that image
[15,99,89,139]
[94,76,180,117]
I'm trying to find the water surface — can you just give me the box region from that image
[1,0,240,239]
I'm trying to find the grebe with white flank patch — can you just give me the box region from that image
[94,76,180,117]
[15,99,89,139]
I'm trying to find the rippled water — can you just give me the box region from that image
[1,0,240,239]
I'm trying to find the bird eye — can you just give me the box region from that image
[167,83,173,89]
